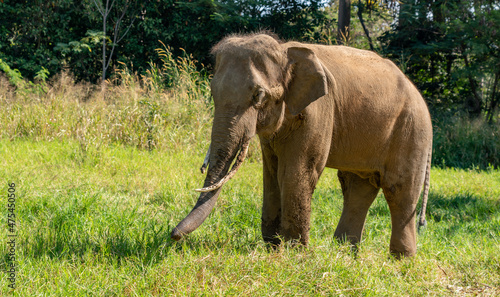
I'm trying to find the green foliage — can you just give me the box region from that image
[54,30,107,57]
[0,0,328,82]
[0,58,25,89]
[0,59,50,96]
[143,42,211,93]
[0,0,84,79]
[380,0,500,120]
[34,67,50,83]
[433,116,500,169]
[316,1,394,49]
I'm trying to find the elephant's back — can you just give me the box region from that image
[314,44,432,171]
[311,44,429,121]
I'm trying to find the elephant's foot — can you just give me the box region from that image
[333,232,364,257]
[333,231,361,246]
[262,215,282,246]
[262,235,281,246]
[389,238,416,258]
[262,229,305,248]
[384,194,418,258]
[280,219,310,246]
[390,249,415,259]
[389,226,417,258]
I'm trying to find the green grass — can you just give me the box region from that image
[0,137,499,296]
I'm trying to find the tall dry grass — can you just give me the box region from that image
[0,46,213,155]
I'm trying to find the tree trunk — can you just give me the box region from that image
[102,0,108,86]
[398,0,412,30]
[487,71,500,123]
[356,0,374,51]
[337,0,351,45]
[463,50,483,117]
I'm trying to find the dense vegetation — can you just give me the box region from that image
[381,0,500,122]
[0,0,327,82]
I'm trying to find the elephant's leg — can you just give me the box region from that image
[279,179,314,245]
[382,182,421,258]
[334,171,379,245]
[261,143,282,245]
[278,157,326,246]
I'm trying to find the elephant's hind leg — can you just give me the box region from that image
[382,182,422,258]
[334,171,380,246]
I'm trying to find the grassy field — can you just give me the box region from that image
[0,138,499,296]
[1,58,499,295]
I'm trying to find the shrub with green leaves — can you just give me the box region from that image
[433,116,500,169]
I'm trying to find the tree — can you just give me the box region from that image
[337,0,351,44]
[355,0,373,50]
[1,0,328,82]
[0,0,85,80]
[92,0,140,83]
[380,0,500,121]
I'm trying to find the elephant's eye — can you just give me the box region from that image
[252,89,266,108]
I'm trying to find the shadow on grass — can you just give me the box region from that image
[20,190,262,266]
[18,187,499,266]
[427,192,500,223]
[23,217,268,266]
[24,223,175,265]
[421,191,500,240]
[365,190,499,225]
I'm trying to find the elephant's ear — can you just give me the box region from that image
[285,46,328,116]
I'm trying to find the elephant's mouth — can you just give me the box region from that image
[195,139,250,192]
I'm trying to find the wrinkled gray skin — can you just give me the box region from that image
[171,33,432,257]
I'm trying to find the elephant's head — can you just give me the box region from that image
[171,33,328,241]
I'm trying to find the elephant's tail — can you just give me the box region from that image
[418,147,432,233]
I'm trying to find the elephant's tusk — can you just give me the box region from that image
[200,144,211,174]
[195,141,249,192]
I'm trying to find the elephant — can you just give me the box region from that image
[171,33,432,257]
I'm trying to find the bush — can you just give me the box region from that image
[433,115,500,169]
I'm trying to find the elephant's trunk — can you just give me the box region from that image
[171,140,250,241]
[170,187,223,241]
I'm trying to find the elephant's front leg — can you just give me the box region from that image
[279,183,313,245]
[278,155,325,246]
[261,144,282,245]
